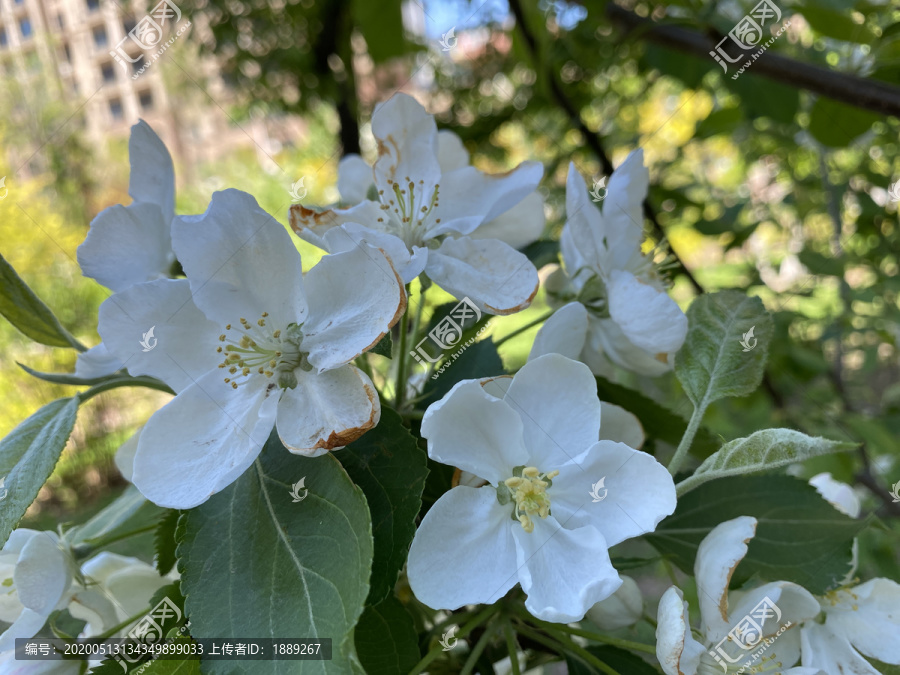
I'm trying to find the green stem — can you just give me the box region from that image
[460,620,500,675]
[94,608,151,640]
[531,618,656,655]
[408,604,499,675]
[77,375,175,403]
[514,623,620,675]
[494,309,554,348]
[667,403,705,475]
[77,523,158,555]
[394,288,412,411]
[502,619,522,675]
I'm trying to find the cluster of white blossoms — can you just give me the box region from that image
[1,529,176,666]
[7,91,895,674]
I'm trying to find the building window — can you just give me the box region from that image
[101,61,115,83]
[123,18,135,34]
[19,18,32,39]
[86,0,100,12]
[92,25,107,47]
[131,53,145,73]
[109,97,123,119]
[138,89,153,110]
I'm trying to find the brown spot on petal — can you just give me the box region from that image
[655,352,669,364]
[719,522,758,622]
[310,378,379,452]
[288,204,347,237]
[484,277,539,316]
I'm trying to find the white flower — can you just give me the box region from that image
[96,189,406,508]
[75,120,178,378]
[290,93,542,315]
[68,553,176,637]
[407,353,676,622]
[655,516,822,675]
[0,650,81,675]
[585,574,643,631]
[0,530,75,652]
[530,154,687,376]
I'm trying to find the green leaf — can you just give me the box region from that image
[369,331,392,359]
[155,509,181,575]
[675,291,773,412]
[338,407,427,605]
[69,485,161,546]
[419,338,503,408]
[0,252,84,350]
[520,239,560,268]
[350,0,408,62]
[695,107,744,139]
[646,475,867,594]
[566,645,659,675]
[800,4,876,43]
[0,397,79,545]
[177,432,373,674]
[727,74,799,125]
[807,97,882,147]
[594,376,720,459]
[677,429,857,495]
[18,362,120,386]
[354,596,420,675]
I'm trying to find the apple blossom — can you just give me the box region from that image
[531,154,687,376]
[407,353,676,622]
[290,93,541,314]
[96,189,406,508]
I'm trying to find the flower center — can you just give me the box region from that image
[496,466,559,533]
[376,177,441,248]
[216,312,309,390]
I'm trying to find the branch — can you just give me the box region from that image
[507,0,704,294]
[607,3,900,118]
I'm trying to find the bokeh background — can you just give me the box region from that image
[1,0,899,579]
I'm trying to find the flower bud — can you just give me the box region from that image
[585,575,642,630]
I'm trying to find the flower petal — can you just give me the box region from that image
[428,161,544,238]
[471,192,545,250]
[132,371,278,508]
[585,574,643,631]
[337,154,374,204]
[114,430,140,482]
[552,441,675,546]
[826,578,900,663]
[801,621,880,675]
[513,516,621,623]
[128,120,176,224]
[598,402,645,449]
[303,245,406,372]
[97,279,221,393]
[726,580,820,643]
[809,472,861,519]
[289,201,386,252]
[421,379,529,485]
[74,343,123,379]
[563,163,607,273]
[77,202,173,292]
[276,364,379,456]
[427,237,538,315]
[600,149,648,266]
[589,315,674,376]
[607,269,687,355]
[490,353,601,468]
[407,486,518,609]
[436,130,469,172]
[13,533,70,615]
[528,302,588,362]
[695,516,757,641]
[321,223,428,283]
[656,586,703,675]
[0,608,51,652]
[371,93,441,198]
[172,189,307,328]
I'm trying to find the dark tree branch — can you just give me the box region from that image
[507,0,705,294]
[607,3,900,118]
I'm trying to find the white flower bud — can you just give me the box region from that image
[585,575,643,630]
